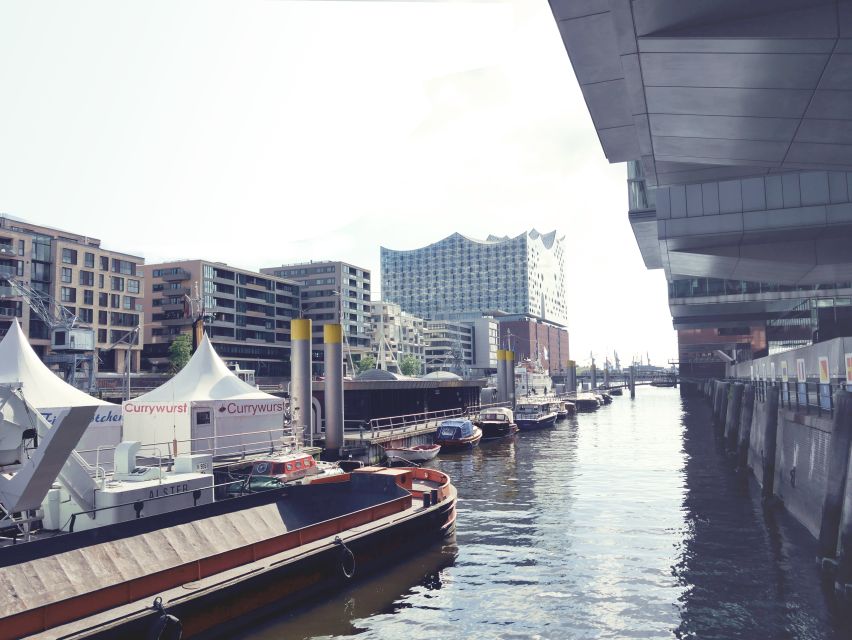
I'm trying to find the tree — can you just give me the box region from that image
[399,354,421,376]
[168,334,192,373]
[356,354,376,373]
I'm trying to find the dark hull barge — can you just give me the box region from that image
[2,468,456,640]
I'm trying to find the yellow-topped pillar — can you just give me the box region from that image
[505,350,516,408]
[324,324,344,453]
[496,349,507,403]
[290,318,312,443]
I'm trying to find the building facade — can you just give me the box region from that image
[499,316,571,377]
[0,215,144,373]
[424,320,473,375]
[143,260,300,377]
[260,261,372,374]
[370,300,425,373]
[381,230,567,326]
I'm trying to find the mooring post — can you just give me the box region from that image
[496,350,507,404]
[290,318,313,445]
[323,324,344,454]
[818,391,852,568]
[737,384,755,468]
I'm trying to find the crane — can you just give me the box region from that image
[3,276,96,390]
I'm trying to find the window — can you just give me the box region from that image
[60,287,76,303]
[123,296,134,310]
[61,248,77,265]
[112,259,135,275]
[98,310,107,324]
[78,270,94,286]
[98,292,108,306]
[97,329,107,343]
[84,252,95,268]
[111,276,124,291]
[127,279,140,294]
[61,267,72,283]
[111,294,121,309]
[79,308,93,323]
[100,256,109,270]
[98,273,104,288]
[195,411,211,425]
[17,240,24,256]
[83,290,94,305]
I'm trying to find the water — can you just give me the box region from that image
[236,388,848,639]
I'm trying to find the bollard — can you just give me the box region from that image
[290,319,312,443]
[818,391,852,566]
[323,324,344,452]
[737,384,755,468]
[761,386,780,499]
[725,383,744,452]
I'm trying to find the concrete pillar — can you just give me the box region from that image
[818,391,852,565]
[716,382,730,434]
[603,366,610,389]
[290,319,312,442]
[761,386,780,498]
[725,383,744,451]
[505,351,516,408]
[496,350,507,403]
[591,364,597,390]
[629,366,635,399]
[323,324,344,452]
[737,384,755,468]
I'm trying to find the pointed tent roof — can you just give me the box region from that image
[0,319,108,408]
[132,334,277,403]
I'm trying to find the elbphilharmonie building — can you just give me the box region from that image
[380,230,567,326]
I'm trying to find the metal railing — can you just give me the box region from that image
[727,377,849,418]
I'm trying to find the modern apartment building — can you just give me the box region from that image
[260,261,372,374]
[0,214,144,373]
[424,320,473,375]
[381,230,568,327]
[143,260,300,377]
[370,300,425,373]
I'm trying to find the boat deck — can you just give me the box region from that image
[25,479,455,640]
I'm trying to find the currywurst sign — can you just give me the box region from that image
[214,400,284,416]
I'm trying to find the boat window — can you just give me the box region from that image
[195,411,211,425]
[254,462,269,475]
[286,463,293,471]
[296,461,302,468]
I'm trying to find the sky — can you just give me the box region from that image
[0,0,677,367]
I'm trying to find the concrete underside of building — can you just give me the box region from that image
[550,0,852,379]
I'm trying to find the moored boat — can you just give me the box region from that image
[384,443,441,464]
[0,467,457,640]
[574,392,601,412]
[435,419,483,449]
[514,400,558,430]
[221,450,345,495]
[609,387,623,396]
[477,407,518,440]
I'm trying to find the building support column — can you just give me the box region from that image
[737,384,755,469]
[761,386,780,499]
[725,383,744,452]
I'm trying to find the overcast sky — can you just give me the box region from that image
[0,0,676,367]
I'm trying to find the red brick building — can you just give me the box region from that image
[498,317,570,375]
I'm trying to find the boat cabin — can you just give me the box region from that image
[479,407,514,423]
[437,419,475,441]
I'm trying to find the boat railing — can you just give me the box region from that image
[75,427,298,469]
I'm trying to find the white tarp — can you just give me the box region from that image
[122,335,284,456]
[0,319,121,457]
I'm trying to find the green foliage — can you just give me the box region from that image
[399,354,421,376]
[168,334,192,373]
[356,354,376,373]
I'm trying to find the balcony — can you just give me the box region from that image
[162,269,191,282]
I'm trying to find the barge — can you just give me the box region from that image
[1,467,456,640]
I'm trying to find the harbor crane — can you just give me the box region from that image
[2,274,96,391]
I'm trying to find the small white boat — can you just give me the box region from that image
[384,443,441,463]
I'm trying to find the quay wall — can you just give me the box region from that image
[773,409,832,538]
[705,380,852,596]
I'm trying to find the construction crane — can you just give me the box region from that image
[2,276,96,390]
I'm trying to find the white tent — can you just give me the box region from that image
[0,319,121,456]
[122,335,284,457]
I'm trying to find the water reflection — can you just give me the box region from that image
[235,388,846,640]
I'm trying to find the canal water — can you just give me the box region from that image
[237,387,848,639]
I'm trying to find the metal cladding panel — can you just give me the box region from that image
[645,86,813,118]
